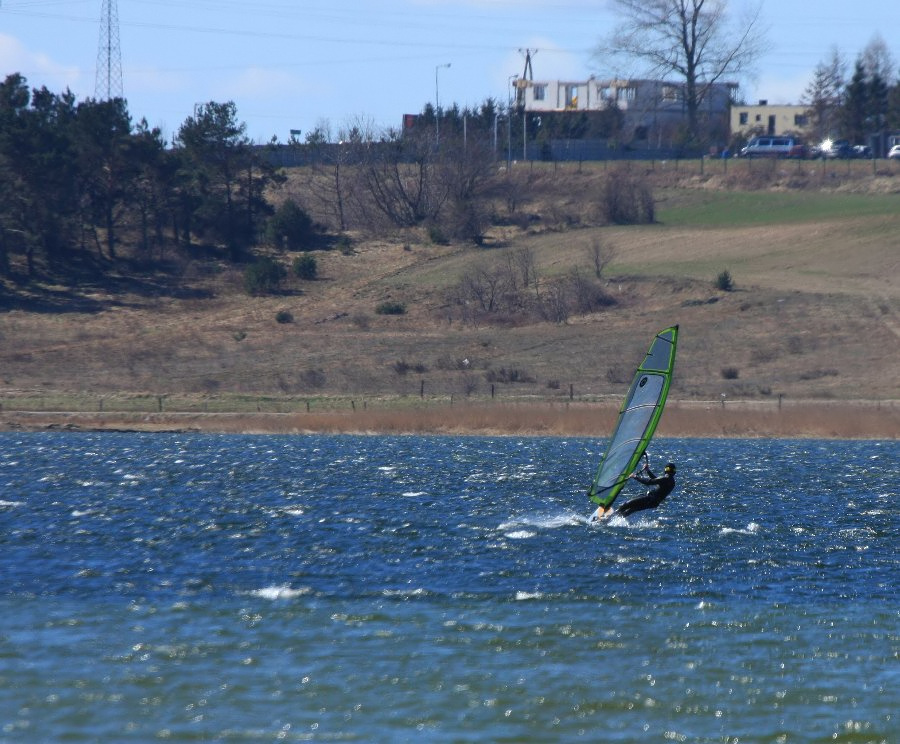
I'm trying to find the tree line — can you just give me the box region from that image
[0,73,283,280]
[802,40,900,146]
[2,73,635,288]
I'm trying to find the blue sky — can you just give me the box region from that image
[1,0,897,143]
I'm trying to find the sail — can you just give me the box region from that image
[588,325,678,510]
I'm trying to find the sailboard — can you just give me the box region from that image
[588,325,678,522]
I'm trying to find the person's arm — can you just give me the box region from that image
[632,470,655,484]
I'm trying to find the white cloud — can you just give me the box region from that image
[0,33,83,91]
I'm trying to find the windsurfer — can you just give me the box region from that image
[616,462,676,517]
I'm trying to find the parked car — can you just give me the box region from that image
[819,139,854,159]
[888,144,900,160]
[738,136,804,158]
[852,145,872,158]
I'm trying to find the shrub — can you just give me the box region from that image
[721,366,740,380]
[427,224,449,245]
[244,257,287,295]
[266,200,314,251]
[484,367,536,384]
[715,269,735,292]
[336,235,353,255]
[375,301,406,315]
[392,359,427,376]
[275,310,293,324]
[601,167,655,225]
[293,253,317,280]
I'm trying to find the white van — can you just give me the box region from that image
[738,136,804,158]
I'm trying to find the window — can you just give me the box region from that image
[533,84,546,101]
[616,86,636,103]
[794,114,808,127]
[739,112,748,125]
[662,85,679,101]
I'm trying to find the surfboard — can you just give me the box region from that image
[587,326,678,523]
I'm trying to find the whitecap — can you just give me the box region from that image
[720,523,761,537]
[498,512,582,531]
[515,591,544,601]
[0,500,23,508]
[505,530,536,539]
[402,491,427,497]
[250,585,311,600]
[381,588,429,598]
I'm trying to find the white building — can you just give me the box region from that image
[517,77,738,145]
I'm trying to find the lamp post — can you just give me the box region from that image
[435,62,451,144]
[507,74,518,167]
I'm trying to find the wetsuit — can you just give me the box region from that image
[616,468,675,517]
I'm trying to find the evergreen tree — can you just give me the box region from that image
[175,101,281,261]
[841,60,869,143]
[73,97,136,260]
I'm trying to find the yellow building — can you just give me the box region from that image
[730,102,811,138]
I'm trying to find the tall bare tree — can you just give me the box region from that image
[596,0,768,144]
[802,47,846,142]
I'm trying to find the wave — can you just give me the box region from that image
[249,585,312,600]
[720,522,762,537]
[498,511,584,532]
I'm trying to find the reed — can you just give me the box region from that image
[3,399,897,439]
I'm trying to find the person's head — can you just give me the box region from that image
[664,462,676,475]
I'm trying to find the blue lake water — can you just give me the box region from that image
[0,433,897,742]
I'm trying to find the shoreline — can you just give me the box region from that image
[2,399,898,439]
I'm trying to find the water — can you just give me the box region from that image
[1,433,896,742]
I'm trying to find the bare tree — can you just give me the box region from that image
[802,47,846,142]
[859,34,896,84]
[597,0,768,144]
[588,236,617,279]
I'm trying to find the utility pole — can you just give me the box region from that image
[95,0,123,100]
[435,62,450,145]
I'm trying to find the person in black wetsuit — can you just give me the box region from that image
[616,461,676,517]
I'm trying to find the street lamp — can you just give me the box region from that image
[507,74,518,167]
[435,62,451,144]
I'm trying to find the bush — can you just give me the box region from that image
[601,167,655,225]
[336,235,353,255]
[721,366,740,380]
[244,257,287,295]
[715,269,735,292]
[375,301,406,315]
[427,224,449,245]
[293,253,317,280]
[266,200,314,251]
[275,310,293,324]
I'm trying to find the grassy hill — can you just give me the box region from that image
[2,162,899,422]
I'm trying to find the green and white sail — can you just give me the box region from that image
[588,325,678,510]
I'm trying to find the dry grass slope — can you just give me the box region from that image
[2,162,899,436]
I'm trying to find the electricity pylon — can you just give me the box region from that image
[95,0,123,99]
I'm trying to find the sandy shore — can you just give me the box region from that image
[1,399,898,439]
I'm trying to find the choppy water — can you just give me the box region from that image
[1,433,896,742]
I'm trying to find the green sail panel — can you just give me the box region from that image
[588,325,678,509]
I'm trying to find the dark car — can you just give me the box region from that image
[820,139,853,159]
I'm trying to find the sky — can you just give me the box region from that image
[1,0,898,144]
